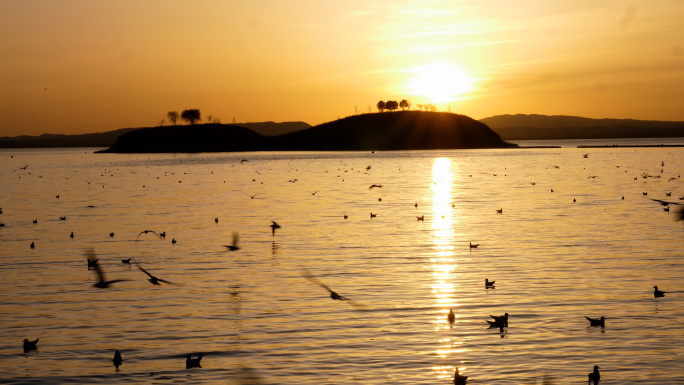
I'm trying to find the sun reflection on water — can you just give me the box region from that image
[430,158,457,322]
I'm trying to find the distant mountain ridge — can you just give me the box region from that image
[0,121,310,148]
[99,111,516,153]
[480,114,684,140]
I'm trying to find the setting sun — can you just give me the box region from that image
[409,63,475,103]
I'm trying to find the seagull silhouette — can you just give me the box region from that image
[648,199,684,220]
[19,164,29,170]
[485,279,495,288]
[447,309,455,323]
[653,286,666,297]
[59,216,66,220]
[490,313,509,326]
[135,263,174,285]
[185,354,203,369]
[301,269,365,309]
[246,193,260,199]
[469,242,479,249]
[369,184,383,189]
[496,208,503,213]
[417,215,424,221]
[585,316,605,327]
[225,232,240,251]
[86,249,130,288]
[486,318,506,328]
[588,365,600,383]
[136,230,161,240]
[121,258,131,264]
[70,232,74,239]
[309,191,319,195]
[270,221,280,236]
[370,212,377,219]
[113,350,123,367]
[453,367,468,385]
[30,242,35,249]
[23,338,39,353]
[343,214,348,220]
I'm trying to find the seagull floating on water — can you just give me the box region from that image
[469,242,479,249]
[588,365,600,383]
[122,258,131,264]
[59,216,66,220]
[485,279,495,288]
[417,215,424,221]
[490,313,509,326]
[496,208,502,213]
[370,212,377,219]
[653,286,666,298]
[585,316,605,327]
[453,367,468,385]
[23,338,39,353]
[30,242,35,249]
[113,350,123,367]
[447,309,455,323]
[185,354,203,369]
[70,232,74,239]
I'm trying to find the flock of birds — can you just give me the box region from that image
[4,153,683,384]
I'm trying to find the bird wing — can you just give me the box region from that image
[105,279,131,285]
[157,278,175,285]
[85,249,106,282]
[135,263,154,278]
[301,269,332,292]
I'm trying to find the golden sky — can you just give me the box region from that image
[1,0,683,136]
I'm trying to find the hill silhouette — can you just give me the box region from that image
[272,111,515,151]
[99,112,515,153]
[0,121,309,149]
[480,114,684,140]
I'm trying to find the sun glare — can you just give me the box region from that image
[409,62,474,102]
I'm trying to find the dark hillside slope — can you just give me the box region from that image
[271,111,516,151]
[100,124,265,153]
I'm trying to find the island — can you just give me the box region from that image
[98,111,517,153]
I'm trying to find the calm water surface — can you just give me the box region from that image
[0,144,683,384]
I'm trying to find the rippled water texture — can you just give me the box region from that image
[1,144,683,384]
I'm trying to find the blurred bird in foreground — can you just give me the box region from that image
[135,263,175,285]
[225,232,240,251]
[86,249,130,288]
[453,367,467,385]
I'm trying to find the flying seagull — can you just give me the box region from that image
[135,263,174,285]
[270,221,280,236]
[136,230,162,240]
[225,232,240,251]
[86,249,130,288]
[301,269,364,309]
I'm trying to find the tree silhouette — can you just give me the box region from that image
[400,99,409,110]
[181,109,201,125]
[385,100,399,111]
[377,101,385,112]
[167,111,179,125]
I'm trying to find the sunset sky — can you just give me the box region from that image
[1,0,683,136]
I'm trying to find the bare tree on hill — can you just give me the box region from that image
[167,111,179,125]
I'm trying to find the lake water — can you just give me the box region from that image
[1,141,683,384]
